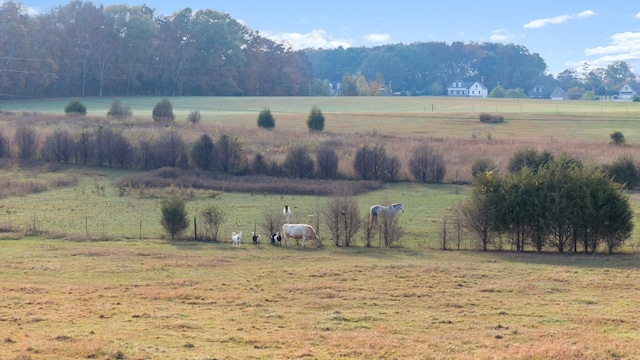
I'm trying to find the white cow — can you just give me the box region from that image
[232,231,243,247]
[282,223,321,248]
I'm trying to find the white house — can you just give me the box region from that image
[550,87,566,100]
[618,83,638,100]
[447,81,488,98]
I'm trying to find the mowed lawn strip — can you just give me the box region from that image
[0,239,639,359]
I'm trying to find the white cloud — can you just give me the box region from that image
[263,29,352,50]
[524,10,595,29]
[363,33,390,44]
[635,12,640,20]
[576,10,596,18]
[582,32,640,71]
[524,15,572,29]
[489,29,513,43]
[584,32,640,56]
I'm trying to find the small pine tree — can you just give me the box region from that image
[257,107,275,128]
[160,195,189,240]
[307,105,325,131]
[153,98,175,123]
[65,100,87,116]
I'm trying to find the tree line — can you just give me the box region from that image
[0,1,311,99]
[2,1,638,100]
[308,46,638,97]
[457,150,633,254]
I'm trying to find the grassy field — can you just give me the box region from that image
[1,96,640,358]
[0,165,466,249]
[0,239,639,359]
[3,96,640,141]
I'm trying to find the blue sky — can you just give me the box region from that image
[17,0,640,75]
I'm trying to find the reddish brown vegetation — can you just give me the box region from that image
[117,167,383,196]
[1,111,637,185]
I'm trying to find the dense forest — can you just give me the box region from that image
[0,0,637,100]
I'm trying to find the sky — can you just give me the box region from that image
[16,0,640,76]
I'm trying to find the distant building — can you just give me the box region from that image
[550,87,567,100]
[447,80,488,97]
[329,82,342,96]
[528,85,550,99]
[618,83,639,100]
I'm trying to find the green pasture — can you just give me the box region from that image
[2,165,640,251]
[3,96,640,141]
[0,166,467,248]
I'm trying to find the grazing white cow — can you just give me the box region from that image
[231,231,243,247]
[370,203,404,227]
[283,205,291,223]
[251,232,261,245]
[282,223,321,248]
[271,232,282,246]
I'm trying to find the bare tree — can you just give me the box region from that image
[284,146,315,178]
[201,204,226,241]
[361,213,375,247]
[323,191,361,246]
[75,130,93,165]
[379,215,402,248]
[42,129,74,163]
[261,208,284,239]
[409,144,446,183]
[15,124,38,160]
[455,172,497,251]
[0,132,6,158]
[385,155,402,182]
[155,128,187,168]
[316,145,339,179]
[354,143,388,180]
[112,130,133,168]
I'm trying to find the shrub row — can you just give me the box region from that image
[1,122,447,192]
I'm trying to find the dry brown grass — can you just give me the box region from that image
[1,239,639,359]
[117,167,383,196]
[4,104,640,184]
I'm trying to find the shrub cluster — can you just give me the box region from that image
[64,100,87,116]
[5,119,452,190]
[479,113,504,123]
[107,100,132,119]
[602,155,640,189]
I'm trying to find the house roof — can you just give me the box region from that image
[527,84,551,98]
[448,80,486,89]
[619,83,640,92]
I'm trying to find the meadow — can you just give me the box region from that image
[1,239,639,359]
[1,96,640,359]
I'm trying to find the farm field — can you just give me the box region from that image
[3,96,640,141]
[0,165,466,249]
[0,239,639,359]
[1,96,640,358]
